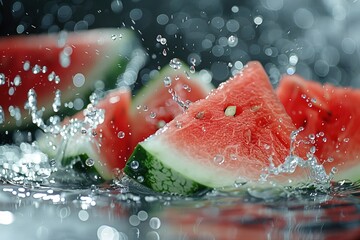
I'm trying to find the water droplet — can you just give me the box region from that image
[136,105,141,110]
[327,157,334,162]
[343,138,350,143]
[52,89,61,112]
[137,176,144,182]
[54,75,61,84]
[143,105,148,111]
[264,144,270,150]
[130,161,139,170]
[310,146,316,154]
[189,65,195,74]
[117,131,125,139]
[160,38,167,45]
[308,134,315,140]
[322,137,327,142]
[156,34,162,42]
[331,167,338,174]
[213,154,225,165]
[169,58,182,70]
[85,158,94,167]
[23,61,30,71]
[163,76,172,87]
[227,35,238,47]
[48,71,55,81]
[341,126,346,132]
[32,64,41,74]
[149,112,156,119]
[175,121,182,129]
[0,106,5,124]
[149,217,161,230]
[230,154,238,161]
[42,66,48,73]
[162,49,167,56]
[13,75,21,86]
[234,179,247,187]
[111,34,117,40]
[301,94,307,99]
[0,73,6,85]
[254,15,263,25]
[157,120,166,128]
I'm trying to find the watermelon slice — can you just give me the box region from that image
[124,61,309,195]
[277,74,360,182]
[0,28,142,130]
[130,62,213,151]
[38,87,131,181]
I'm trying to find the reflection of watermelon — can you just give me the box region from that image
[130,63,213,151]
[277,75,360,182]
[39,88,131,181]
[125,61,308,195]
[0,28,141,130]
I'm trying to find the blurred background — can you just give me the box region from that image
[1,0,360,88]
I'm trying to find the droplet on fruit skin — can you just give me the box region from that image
[0,73,6,85]
[23,61,30,71]
[0,106,5,124]
[85,158,94,167]
[13,75,21,86]
[163,76,172,87]
[32,64,41,74]
[213,154,225,165]
[169,58,182,70]
[117,131,125,139]
[52,89,61,112]
[130,160,139,170]
[157,120,166,129]
[137,176,144,182]
[149,112,156,119]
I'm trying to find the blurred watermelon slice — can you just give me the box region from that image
[0,28,144,130]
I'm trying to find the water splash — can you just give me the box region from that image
[261,128,332,190]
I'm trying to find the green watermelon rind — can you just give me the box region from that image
[130,62,214,116]
[124,144,209,196]
[63,153,105,184]
[38,133,114,181]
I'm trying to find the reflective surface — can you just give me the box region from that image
[1,1,360,239]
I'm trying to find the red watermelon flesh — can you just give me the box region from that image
[38,87,131,180]
[0,28,138,130]
[130,64,213,151]
[277,74,360,181]
[125,61,310,195]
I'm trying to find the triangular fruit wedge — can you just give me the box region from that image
[130,62,213,151]
[125,61,309,195]
[277,74,360,182]
[38,88,131,182]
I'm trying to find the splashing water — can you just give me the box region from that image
[259,127,332,191]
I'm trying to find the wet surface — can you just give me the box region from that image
[1,1,360,239]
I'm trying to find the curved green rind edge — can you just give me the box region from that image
[62,153,105,184]
[130,62,214,116]
[124,144,210,196]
